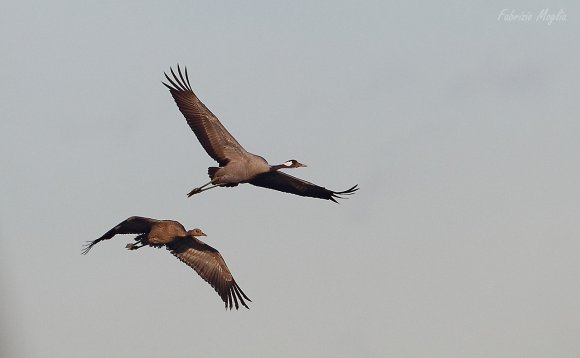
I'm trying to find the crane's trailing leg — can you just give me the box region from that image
[126,242,145,250]
[187,181,220,197]
[126,234,147,250]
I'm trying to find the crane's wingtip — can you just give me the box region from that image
[80,241,94,255]
[329,184,359,202]
[346,184,359,193]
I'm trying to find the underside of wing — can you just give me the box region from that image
[166,236,251,310]
[163,65,247,166]
[249,171,359,202]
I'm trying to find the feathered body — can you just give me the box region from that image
[82,216,250,310]
[163,65,358,202]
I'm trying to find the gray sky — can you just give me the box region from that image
[1,1,579,357]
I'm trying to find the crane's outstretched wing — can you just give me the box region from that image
[167,236,251,310]
[163,65,247,166]
[249,171,358,203]
[81,216,156,255]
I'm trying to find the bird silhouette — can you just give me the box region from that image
[82,216,250,310]
[163,65,358,202]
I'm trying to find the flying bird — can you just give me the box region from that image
[82,216,250,310]
[163,65,358,203]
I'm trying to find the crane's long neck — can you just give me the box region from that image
[270,163,289,171]
[270,160,302,171]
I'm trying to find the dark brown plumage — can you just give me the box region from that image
[82,216,250,310]
[163,65,358,202]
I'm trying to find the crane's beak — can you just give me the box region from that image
[191,230,207,237]
[298,162,307,168]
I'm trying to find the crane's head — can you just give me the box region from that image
[188,228,207,237]
[283,159,307,168]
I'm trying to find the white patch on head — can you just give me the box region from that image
[283,160,294,167]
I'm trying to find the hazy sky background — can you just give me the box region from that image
[1,1,579,357]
